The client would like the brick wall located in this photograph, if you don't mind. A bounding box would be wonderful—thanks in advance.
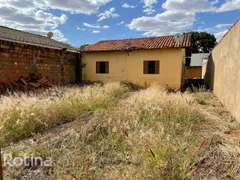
[0,40,79,84]
[184,66,202,79]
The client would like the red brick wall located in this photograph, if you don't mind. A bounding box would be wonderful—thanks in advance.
[0,40,79,84]
[184,66,202,79]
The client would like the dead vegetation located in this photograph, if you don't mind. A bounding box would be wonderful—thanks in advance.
[0,83,239,179]
[0,73,59,95]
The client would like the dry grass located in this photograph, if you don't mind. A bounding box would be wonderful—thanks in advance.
[0,82,129,145]
[1,83,240,179]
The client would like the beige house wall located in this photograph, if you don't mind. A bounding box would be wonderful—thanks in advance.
[202,62,207,79]
[82,48,186,89]
[205,19,240,122]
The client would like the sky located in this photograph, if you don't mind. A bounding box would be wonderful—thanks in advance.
[0,0,239,47]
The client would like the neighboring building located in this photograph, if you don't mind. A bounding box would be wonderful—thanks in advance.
[191,53,209,66]
[81,35,191,89]
[0,26,80,84]
[185,53,209,79]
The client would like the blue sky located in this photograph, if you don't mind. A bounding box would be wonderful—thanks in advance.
[0,0,239,47]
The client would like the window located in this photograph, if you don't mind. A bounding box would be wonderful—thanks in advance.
[96,61,109,74]
[143,61,160,74]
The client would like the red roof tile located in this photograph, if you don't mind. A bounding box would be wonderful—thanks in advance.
[82,34,191,52]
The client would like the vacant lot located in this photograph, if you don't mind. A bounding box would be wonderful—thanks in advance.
[1,82,239,179]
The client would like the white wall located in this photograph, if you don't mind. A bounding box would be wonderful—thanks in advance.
[191,53,209,66]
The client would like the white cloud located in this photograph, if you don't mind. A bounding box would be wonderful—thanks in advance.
[162,0,216,12]
[97,7,119,22]
[117,21,125,25]
[122,3,136,8]
[142,0,158,15]
[215,24,232,29]
[143,7,156,15]
[142,0,158,7]
[76,26,86,31]
[0,1,68,41]
[48,29,68,42]
[83,23,110,29]
[128,0,239,38]
[92,30,100,34]
[162,0,240,13]
[128,11,195,36]
[0,0,113,42]
[35,10,68,29]
[83,23,101,29]
[103,25,110,29]
[0,0,112,15]
[197,23,233,33]
[214,30,228,41]
[196,23,233,42]
[216,0,240,12]
[43,0,112,15]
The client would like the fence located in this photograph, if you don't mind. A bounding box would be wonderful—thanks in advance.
[184,66,202,79]
[0,40,80,85]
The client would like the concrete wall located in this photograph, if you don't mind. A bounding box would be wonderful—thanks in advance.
[0,40,79,84]
[82,48,185,89]
[184,66,202,79]
[205,19,240,122]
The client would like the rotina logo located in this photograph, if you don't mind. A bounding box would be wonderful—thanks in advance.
[3,153,52,167]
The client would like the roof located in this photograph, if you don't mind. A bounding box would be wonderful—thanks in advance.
[82,34,191,52]
[191,53,210,66]
[0,26,77,51]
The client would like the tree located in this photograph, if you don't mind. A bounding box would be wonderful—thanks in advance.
[184,32,217,53]
[80,44,89,50]
[61,42,75,49]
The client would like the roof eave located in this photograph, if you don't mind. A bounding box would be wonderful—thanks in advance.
[81,46,191,53]
[0,38,78,52]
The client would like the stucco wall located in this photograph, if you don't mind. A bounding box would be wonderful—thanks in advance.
[82,48,185,89]
[205,19,240,122]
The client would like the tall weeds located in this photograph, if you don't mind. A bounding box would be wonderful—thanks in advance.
[2,84,220,179]
[97,85,206,179]
[0,82,129,145]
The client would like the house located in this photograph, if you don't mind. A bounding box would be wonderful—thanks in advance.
[0,26,80,84]
[81,35,191,89]
[185,53,210,79]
